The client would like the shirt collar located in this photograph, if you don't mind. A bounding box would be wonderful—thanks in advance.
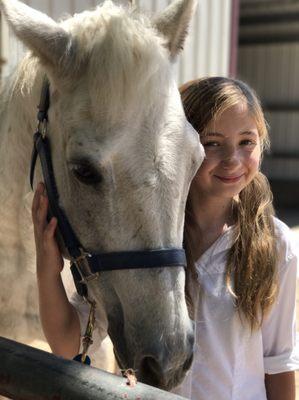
[195,226,236,272]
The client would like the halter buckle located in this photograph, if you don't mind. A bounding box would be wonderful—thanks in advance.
[72,248,99,283]
[37,119,48,139]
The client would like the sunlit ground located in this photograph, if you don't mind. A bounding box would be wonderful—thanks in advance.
[295,227,299,400]
[274,209,299,397]
[295,225,299,400]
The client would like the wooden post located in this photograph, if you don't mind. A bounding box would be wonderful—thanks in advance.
[0,337,188,400]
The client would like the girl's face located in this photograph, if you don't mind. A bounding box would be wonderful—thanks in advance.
[192,102,261,201]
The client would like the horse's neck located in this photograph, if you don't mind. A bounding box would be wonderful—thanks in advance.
[0,57,42,261]
[0,69,41,339]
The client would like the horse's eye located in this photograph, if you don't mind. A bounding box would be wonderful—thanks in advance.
[71,163,102,185]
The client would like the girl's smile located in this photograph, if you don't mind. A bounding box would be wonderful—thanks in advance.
[214,174,245,183]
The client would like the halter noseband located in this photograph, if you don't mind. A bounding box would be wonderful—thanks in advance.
[30,79,187,297]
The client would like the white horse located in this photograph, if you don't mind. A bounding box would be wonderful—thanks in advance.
[0,0,204,390]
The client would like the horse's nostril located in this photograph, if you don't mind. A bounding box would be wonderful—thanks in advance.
[183,332,195,372]
[188,332,195,349]
[183,352,194,372]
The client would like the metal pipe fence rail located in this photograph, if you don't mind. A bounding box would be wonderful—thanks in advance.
[0,337,188,400]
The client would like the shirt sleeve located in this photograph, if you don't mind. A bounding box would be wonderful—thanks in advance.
[262,252,299,374]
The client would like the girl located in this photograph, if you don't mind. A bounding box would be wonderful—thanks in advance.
[32,77,299,399]
[177,77,299,399]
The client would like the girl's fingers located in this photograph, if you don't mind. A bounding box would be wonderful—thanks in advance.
[32,182,45,219]
[32,183,49,235]
[32,185,62,266]
[44,217,58,240]
[42,218,63,268]
[37,195,49,226]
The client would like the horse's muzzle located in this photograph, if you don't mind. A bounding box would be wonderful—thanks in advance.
[136,331,195,390]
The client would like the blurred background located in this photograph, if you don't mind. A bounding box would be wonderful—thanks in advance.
[1,0,299,212]
[1,0,299,395]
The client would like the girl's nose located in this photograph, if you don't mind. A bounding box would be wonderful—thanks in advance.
[221,146,239,167]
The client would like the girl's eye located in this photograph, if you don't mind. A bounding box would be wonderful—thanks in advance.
[240,139,256,146]
[203,141,220,147]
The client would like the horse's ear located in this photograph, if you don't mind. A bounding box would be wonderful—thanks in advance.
[0,0,74,73]
[153,0,197,60]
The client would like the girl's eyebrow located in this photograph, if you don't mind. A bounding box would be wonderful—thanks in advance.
[204,132,224,137]
[204,130,258,137]
[240,130,258,136]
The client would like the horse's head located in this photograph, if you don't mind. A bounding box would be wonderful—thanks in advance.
[1,0,204,389]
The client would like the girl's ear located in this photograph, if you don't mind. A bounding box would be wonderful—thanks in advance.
[0,0,75,74]
[153,0,197,61]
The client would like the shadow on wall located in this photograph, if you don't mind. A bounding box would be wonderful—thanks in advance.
[269,179,299,210]
[276,209,299,233]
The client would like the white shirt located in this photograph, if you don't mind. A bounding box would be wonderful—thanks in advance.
[173,217,299,399]
[71,217,299,399]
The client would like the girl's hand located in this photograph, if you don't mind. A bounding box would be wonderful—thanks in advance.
[32,182,64,278]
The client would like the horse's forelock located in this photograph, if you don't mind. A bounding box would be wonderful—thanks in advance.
[64,1,171,121]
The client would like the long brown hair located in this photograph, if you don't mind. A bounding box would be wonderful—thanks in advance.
[180,77,277,329]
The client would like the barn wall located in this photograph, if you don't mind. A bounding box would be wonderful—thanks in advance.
[1,0,232,84]
[238,0,299,206]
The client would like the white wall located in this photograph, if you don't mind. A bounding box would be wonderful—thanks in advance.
[1,0,232,83]
[138,0,232,82]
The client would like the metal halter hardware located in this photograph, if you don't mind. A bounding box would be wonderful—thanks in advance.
[30,79,187,298]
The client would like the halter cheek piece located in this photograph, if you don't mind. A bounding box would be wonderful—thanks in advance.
[30,79,187,298]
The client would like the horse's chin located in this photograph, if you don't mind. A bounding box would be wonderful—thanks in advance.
[140,371,186,392]
[112,346,131,375]
[108,322,132,369]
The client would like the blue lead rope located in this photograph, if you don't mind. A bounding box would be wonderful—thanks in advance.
[73,354,91,365]
[72,298,96,366]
